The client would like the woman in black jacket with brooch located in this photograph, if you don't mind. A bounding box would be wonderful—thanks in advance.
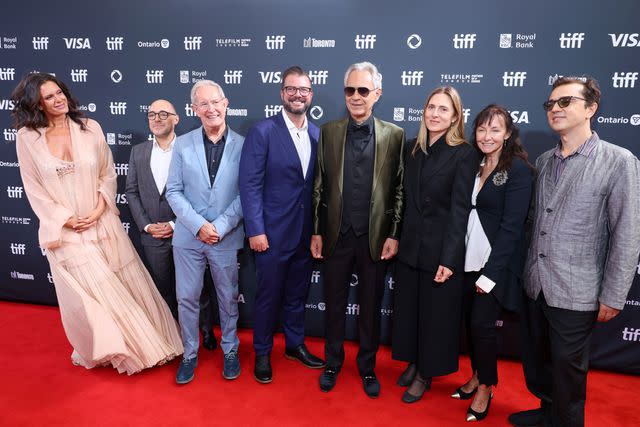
[392,86,479,403]
[451,105,534,422]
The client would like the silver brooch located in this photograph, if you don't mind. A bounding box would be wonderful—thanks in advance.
[492,170,508,186]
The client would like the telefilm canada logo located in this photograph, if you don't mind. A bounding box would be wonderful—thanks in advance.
[216,37,251,48]
[440,73,483,84]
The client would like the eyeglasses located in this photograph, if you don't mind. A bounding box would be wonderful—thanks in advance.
[195,98,226,110]
[344,86,375,98]
[283,86,312,96]
[542,96,587,111]
[147,111,176,120]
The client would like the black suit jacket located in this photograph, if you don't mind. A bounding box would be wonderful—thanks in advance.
[125,140,176,247]
[398,137,479,272]
[474,156,533,310]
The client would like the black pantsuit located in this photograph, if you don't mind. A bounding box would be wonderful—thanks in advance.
[142,242,178,319]
[324,230,386,375]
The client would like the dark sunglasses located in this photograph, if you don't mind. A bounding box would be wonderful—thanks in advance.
[344,86,374,97]
[542,96,587,111]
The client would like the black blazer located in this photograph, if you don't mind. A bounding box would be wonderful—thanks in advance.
[474,156,533,310]
[398,137,479,272]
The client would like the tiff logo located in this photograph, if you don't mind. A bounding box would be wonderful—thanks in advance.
[32,36,49,50]
[63,37,91,49]
[184,104,195,117]
[308,70,328,85]
[224,70,243,84]
[10,243,26,255]
[612,72,638,88]
[346,303,360,315]
[146,70,164,84]
[47,272,54,283]
[114,163,129,176]
[184,36,202,50]
[70,69,87,82]
[355,34,376,49]
[401,70,424,86]
[106,37,124,50]
[0,68,16,81]
[559,33,585,48]
[622,327,640,342]
[7,186,23,198]
[264,105,283,117]
[463,108,471,123]
[259,71,281,84]
[109,101,127,115]
[311,270,321,284]
[121,222,130,234]
[609,33,640,48]
[265,35,286,50]
[453,33,476,49]
[502,71,527,87]
[3,128,17,141]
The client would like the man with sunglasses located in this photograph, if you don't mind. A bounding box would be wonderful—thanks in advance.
[509,77,640,427]
[166,81,245,384]
[240,66,325,384]
[311,62,405,398]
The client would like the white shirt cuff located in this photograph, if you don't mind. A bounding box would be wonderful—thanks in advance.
[476,274,496,293]
[144,224,152,233]
[169,221,175,230]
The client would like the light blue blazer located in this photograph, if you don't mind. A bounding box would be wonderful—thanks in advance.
[166,125,245,251]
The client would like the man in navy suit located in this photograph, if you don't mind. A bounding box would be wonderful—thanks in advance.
[166,80,244,384]
[240,66,325,384]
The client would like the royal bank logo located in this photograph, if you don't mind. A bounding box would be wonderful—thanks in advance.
[106,132,132,145]
[440,73,483,84]
[0,99,15,110]
[63,37,91,49]
[502,71,527,87]
[609,33,640,48]
[393,107,405,122]
[106,36,124,50]
[259,71,281,84]
[180,70,208,84]
[264,105,283,117]
[355,34,376,49]
[597,114,640,126]
[499,33,536,48]
[308,70,328,85]
[10,243,26,255]
[303,37,335,48]
[32,36,49,50]
[137,39,170,48]
[407,34,422,49]
[109,101,127,115]
[7,185,23,198]
[70,69,87,83]
[106,133,116,145]
[401,71,424,86]
[215,38,251,48]
[453,33,476,49]
[0,68,15,81]
[309,106,323,120]
[559,32,585,48]
[111,69,123,83]
[184,36,202,50]
[2,216,31,225]
[265,35,286,50]
[115,193,128,205]
[612,72,638,88]
[1,36,18,49]
[145,70,164,84]
[10,271,34,280]
[185,104,195,117]
[224,70,243,84]
[114,163,129,176]
[180,70,190,84]
[622,327,640,342]
[3,128,16,142]
[346,303,360,315]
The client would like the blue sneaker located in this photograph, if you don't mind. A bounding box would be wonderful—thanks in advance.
[176,357,197,384]
[223,350,240,380]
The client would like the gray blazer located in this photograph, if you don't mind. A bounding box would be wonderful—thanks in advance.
[125,140,176,247]
[524,134,640,311]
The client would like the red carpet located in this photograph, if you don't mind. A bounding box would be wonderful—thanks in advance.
[1,301,637,426]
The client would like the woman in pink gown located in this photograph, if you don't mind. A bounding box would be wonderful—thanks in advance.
[11,72,183,374]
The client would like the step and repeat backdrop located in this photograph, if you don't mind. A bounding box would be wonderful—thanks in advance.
[1,0,638,373]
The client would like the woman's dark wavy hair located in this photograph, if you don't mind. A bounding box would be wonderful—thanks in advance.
[10,72,85,133]
[471,104,534,174]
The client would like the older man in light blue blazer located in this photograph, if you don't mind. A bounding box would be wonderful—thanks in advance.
[166,80,244,384]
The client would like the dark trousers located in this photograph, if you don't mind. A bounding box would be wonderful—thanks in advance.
[253,238,312,355]
[462,271,502,386]
[323,230,386,376]
[142,243,178,320]
[520,292,598,427]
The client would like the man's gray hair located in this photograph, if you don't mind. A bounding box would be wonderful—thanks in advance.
[343,62,383,90]
[190,80,226,104]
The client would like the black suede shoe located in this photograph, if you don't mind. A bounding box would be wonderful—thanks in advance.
[362,372,380,399]
[508,407,544,426]
[201,329,217,351]
[397,363,417,387]
[285,344,326,369]
[402,375,431,403]
[319,366,339,392]
[254,354,272,384]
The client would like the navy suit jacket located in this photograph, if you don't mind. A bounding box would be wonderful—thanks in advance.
[239,112,319,252]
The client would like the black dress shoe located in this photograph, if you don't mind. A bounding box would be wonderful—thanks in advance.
[201,329,217,351]
[319,366,339,392]
[254,355,272,384]
[451,385,478,400]
[362,372,380,399]
[397,362,417,387]
[508,407,544,426]
[402,375,431,403]
[284,344,326,369]
[466,393,493,422]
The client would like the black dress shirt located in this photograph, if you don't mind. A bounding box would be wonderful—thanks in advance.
[202,127,227,185]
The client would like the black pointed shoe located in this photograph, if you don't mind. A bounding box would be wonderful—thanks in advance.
[284,344,325,368]
[254,354,272,384]
[451,384,478,400]
[466,393,493,422]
